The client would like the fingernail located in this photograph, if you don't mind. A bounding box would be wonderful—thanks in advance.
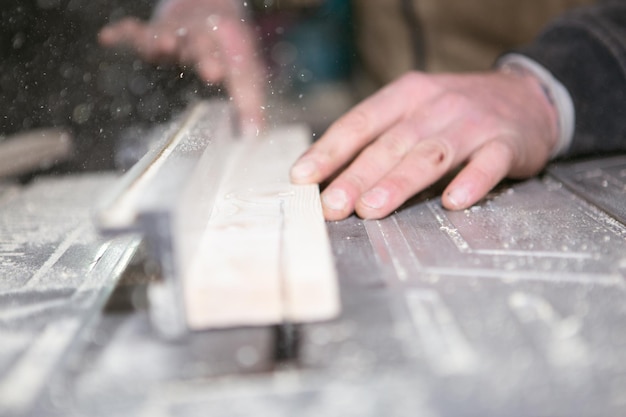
[447,188,468,209]
[361,188,389,209]
[322,188,348,211]
[291,159,317,181]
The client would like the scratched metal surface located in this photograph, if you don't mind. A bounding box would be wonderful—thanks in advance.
[26,173,626,417]
[0,174,140,417]
[306,176,626,416]
[549,155,626,224]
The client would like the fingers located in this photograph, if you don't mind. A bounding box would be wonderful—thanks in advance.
[442,138,515,210]
[99,18,178,62]
[321,138,453,220]
[322,120,465,221]
[291,73,437,185]
[353,139,455,219]
[316,118,453,220]
[100,14,267,132]
[181,34,225,81]
[98,18,143,47]
[322,132,516,220]
[215,20,266,131]
[290,70,556,221]
[98,18,146,48]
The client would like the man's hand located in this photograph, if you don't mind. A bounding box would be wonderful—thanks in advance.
[99,0,265,132]
[290,70,559,220]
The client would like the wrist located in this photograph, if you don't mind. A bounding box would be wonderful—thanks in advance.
[496,54,575,159]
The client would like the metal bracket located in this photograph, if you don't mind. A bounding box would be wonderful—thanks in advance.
[97,101,236,338]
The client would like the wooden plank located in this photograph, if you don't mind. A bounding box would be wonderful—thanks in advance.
[184,125,340,329]
[282,184,339,322]
[0,128,72,177]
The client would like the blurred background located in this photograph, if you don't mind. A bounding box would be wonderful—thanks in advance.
[0,0,357,174]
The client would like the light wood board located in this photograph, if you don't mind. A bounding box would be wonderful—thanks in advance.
[184,125,340,329]
[0,128,72,177]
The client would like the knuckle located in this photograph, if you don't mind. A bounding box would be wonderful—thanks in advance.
[342,171,369,192]
[491,138,516,161]
[414,139,451,169]
[380,131,410,159]
[337,109,371,138]
[469,164,495,186]
[492,137,531,176]
[385,176,411,197]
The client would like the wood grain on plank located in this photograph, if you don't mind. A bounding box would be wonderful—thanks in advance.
[184,125,339,329]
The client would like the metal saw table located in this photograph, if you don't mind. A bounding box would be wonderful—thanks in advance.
[1,147,626,416]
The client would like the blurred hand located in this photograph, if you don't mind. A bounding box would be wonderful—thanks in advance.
[290,70,559,220]
[99,0,265,132]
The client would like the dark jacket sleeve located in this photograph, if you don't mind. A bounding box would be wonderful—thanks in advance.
[519,0,626,158]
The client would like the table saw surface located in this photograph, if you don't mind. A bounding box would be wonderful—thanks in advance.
[1,154,626,417]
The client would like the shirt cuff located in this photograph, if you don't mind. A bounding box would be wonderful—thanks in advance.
[496,53,575,159]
